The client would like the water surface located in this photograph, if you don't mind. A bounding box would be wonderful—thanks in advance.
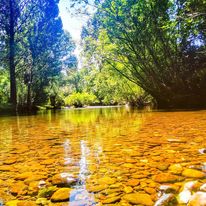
[0,107,206,205]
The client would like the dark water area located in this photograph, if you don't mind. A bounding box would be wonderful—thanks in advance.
[0,107,206,205]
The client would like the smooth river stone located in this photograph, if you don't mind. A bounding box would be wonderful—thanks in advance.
[101,196,121,204]
[17,201,36,206]
[38,186,57,198]
[15,172,34,180]
[169,164,183,175]
[123,193,154,205]
[144,187,156,194]
[156,163,170,171]
[4,158,17,165]
[121,163,136,169]
[126,179,140,186]
[182,169,205,178]
[51,188,71,202]
[87,184,108,193]
[10,182,27,195]
[52,173,77,186]
[6,200,19,206]
[97,176,116,185]
[36,198,48,205]
[188,192,206,206]
[178,190,192,204]
[152,173,184,183]
[0,165,14,171]
[41,159,56,165]
[154,193,177,206]
[159,185,178,194]
[24,174,47,183]
[124,186,133,193]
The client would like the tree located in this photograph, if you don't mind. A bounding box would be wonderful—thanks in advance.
[0,0,40,108]
[25,0,76,108]
[78,0,206,108]
[0,0,76,110]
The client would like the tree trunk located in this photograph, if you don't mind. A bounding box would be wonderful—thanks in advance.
[9,0,17,109]
[27,82,32,111]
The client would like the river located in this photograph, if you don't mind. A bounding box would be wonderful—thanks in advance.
[0,107,206,205]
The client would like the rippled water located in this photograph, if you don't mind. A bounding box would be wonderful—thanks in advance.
[0,107,206,206]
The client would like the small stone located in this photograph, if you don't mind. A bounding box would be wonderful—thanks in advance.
[188,192,206,206]
[10,182,27,195]
[159,185,178,194]
[41,159,56,165]
[127,179,140,186]
[124,186,133,194]
[123,193,154,206]
[87,185,108,193]
[178,190,192,204]
[110,183,122,188]
[183,181,199,190]
[154,193,177,206]
[122,163,136,168]
[152,173,184,183]
[6,200,19,206]
[4,158,17,165]
[182,169,205,178]
[15,172,33,180]
[97,177,116,185]
[24,174,47,183]
[144,187,156,194]
[198,148,206,154]
[38,186,57,198]
[157,164,169,171]
[28,181,39,195]
[102,196,121,204]
[36,198,48,205]
[52,173,77,186]
[0,165,13,171]
[17,201,36,206]
[169,164,183,175]
[132,174,149,179]
[51,188,71,202]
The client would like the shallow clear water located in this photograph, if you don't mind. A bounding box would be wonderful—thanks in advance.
[0,107,206,205]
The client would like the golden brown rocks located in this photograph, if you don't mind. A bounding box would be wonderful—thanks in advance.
[126,179,140,186]
[51,173,77,186]
[169,164,183,175]
[152,173,184,183]
[87,185,108,193]
[101,196,121,204]
[51,188,71,202]
[188,192,206,206]
[182,169,205,178]
[123,193,154,205]
[10,182,27,196]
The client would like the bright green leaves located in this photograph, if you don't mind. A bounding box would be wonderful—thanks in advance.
[79,0,206,108]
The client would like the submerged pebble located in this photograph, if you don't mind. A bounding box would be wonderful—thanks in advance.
[1,109,206,205]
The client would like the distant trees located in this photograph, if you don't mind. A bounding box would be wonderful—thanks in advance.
[78,0,206,108]
[0,0,76,110]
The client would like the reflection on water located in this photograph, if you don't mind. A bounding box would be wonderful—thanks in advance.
[0,107,206,205]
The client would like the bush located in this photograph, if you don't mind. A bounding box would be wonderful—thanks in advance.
[65,92,99,107]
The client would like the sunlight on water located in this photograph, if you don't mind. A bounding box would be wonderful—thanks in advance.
[79,140,89,186]
[0,107,206,205]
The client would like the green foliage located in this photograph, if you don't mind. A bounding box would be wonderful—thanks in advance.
[65,92,99,107]
[79,0,206,109]
[0,69,9,103]
[0,0,76,110]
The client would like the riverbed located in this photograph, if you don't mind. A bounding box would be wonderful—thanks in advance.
[0,107,206,205]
